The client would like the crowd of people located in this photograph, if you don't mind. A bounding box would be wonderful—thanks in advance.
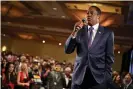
[1,51,133,89]
[112,71,133,89]
[1,51,72,89]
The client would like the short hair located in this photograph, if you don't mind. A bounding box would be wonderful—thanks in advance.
[124,73,132,78]
[90,6,101,15]
[45,64,52,70]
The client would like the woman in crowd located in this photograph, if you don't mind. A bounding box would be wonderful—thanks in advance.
[17,63,30,89]
[113,74,122,89]
[2,63,17,89]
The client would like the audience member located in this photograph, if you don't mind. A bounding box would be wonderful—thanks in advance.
[2,51,133,89]
[2,63,17,89]
[64,67,72,89]
[122,73,133,89]
[47,63,66,89]
[113,74,122,89]
[17,63,30,89]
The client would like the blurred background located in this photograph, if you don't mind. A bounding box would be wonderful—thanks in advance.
[1,1,133,71]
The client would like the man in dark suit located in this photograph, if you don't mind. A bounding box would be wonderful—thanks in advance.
[122,73,133,89]
[47,63,66,89]
[65,6,115,89]
[121,46,133,74]
[64,67,72,89]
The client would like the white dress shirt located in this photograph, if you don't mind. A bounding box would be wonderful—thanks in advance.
[88,23,99,45]
[65,75,69,86]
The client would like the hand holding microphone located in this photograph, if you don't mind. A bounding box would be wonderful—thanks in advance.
[71,18,87,38]
[71,21,83,38]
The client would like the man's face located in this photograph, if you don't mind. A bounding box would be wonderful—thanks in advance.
[87,7,100,26]
[124,74,132,84]
[65,70,70,76]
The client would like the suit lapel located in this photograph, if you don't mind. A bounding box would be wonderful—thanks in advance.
[89,25,104,51]
[56,72,61,82]
[82,25,89,50]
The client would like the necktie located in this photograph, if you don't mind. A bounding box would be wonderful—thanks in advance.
[88,26,94,48]
[129,50,133,74]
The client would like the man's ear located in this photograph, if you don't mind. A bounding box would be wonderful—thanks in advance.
[97,15,100,19]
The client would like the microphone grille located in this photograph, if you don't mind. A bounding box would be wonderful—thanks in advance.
[82,18,87,23]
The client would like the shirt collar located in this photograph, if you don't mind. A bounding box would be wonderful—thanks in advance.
[88,23,99,31]
[124,79,132,87]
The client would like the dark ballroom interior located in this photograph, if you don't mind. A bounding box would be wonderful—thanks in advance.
[1,1,133,89]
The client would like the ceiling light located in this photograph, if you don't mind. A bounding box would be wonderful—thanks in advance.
[87,3,102,7]
[42,40,45,43]
[118,51,120,54]
[18,34,33,40]
[92,3,97,6]
[59,43,62,45]
[7,22,11,24]
[3,34,5,36]
[91,3,102,6]
[53,8,57,10]
[2,46,7,51]
[61,16,66,18]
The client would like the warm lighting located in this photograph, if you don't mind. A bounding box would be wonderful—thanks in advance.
[53,8,57,10]
[61,16,66,18]
[91,3,103,6]
[42,40,45,43]
[9,7,23,17]
[118,51,120,54]
[92,3,97,6]
[18,34,33,40]
[114,44,120,50]
[2,46,7,51]
[101,19,114,27]
[3,34,6,36]
[1,6,8,13]
[59,43,62,45]
[7,22,11,24]
[65,3,121,14]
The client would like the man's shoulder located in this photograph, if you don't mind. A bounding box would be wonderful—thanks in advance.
[104,27,113,32]
[50,71,55,74]
[129,83,133,88]
[101,26,114,34]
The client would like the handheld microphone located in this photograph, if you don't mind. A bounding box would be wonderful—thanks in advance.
[82,18,88,25]
[73,18,87,34]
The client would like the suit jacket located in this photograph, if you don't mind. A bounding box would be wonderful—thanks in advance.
[47,71,66,89]
[121,84,133,89]
[121,48,133,73]
[65,25,114,85]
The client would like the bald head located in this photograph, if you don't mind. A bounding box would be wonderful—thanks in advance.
[65,67,71,72]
